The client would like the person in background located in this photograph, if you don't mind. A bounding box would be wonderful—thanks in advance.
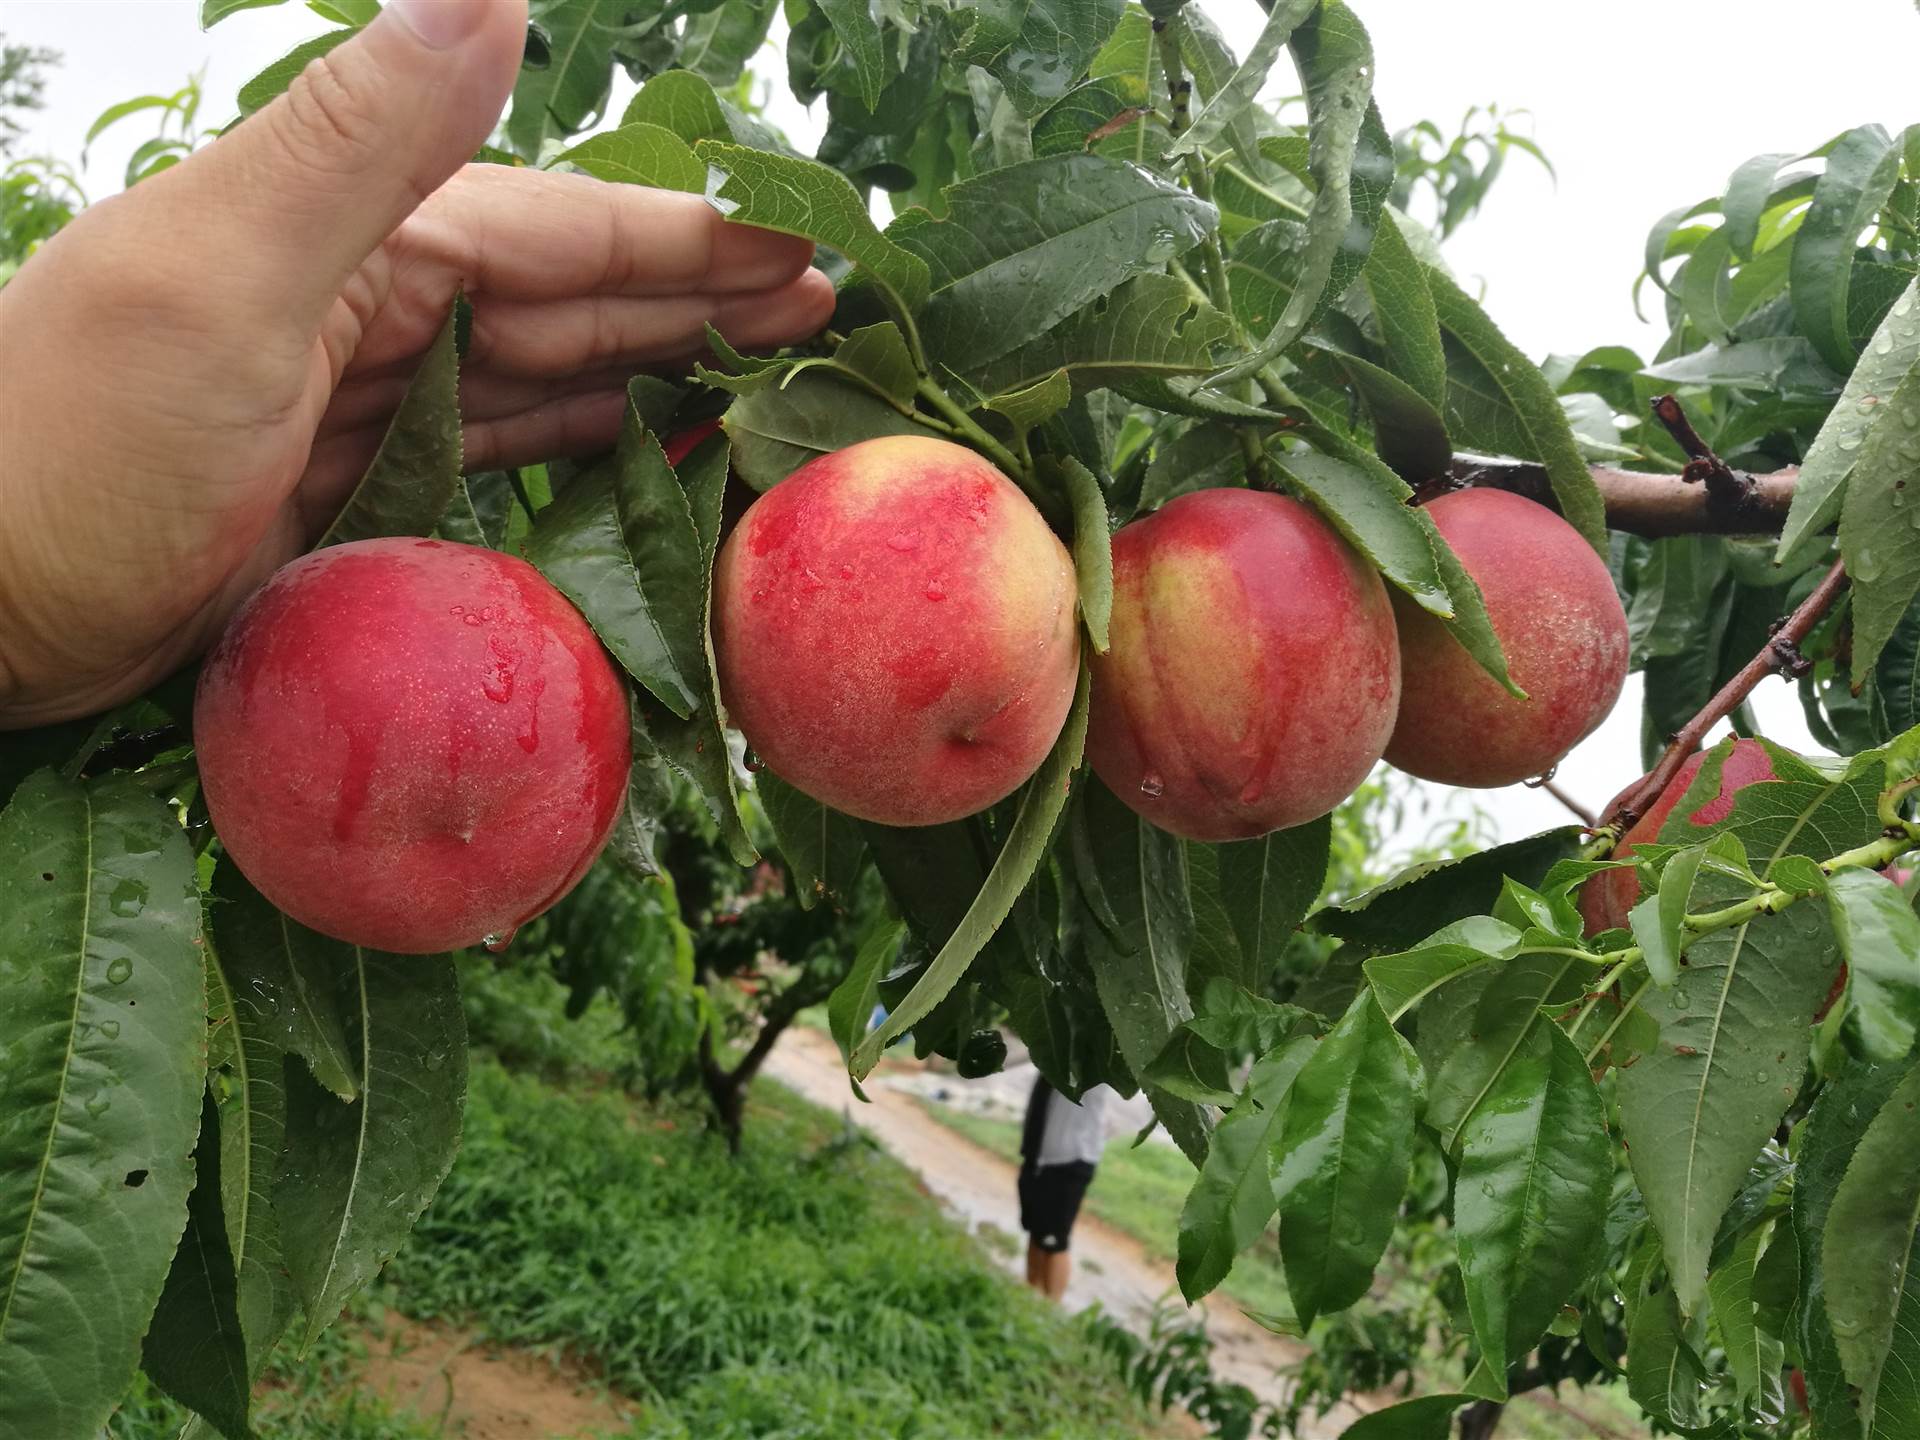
[1017,1075,1112,1301]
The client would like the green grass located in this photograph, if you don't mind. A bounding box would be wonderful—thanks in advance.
[386,1060,1169,1439]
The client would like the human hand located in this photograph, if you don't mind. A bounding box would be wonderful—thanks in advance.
[0,0,835,729]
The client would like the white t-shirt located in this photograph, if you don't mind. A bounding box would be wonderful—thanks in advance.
[1034,1084,1113,1168]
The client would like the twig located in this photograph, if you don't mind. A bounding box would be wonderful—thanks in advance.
[1537,779,1597,827]
[1448,458,1797,537]
[1599,559,1851,831]
[1650,393,1761,521]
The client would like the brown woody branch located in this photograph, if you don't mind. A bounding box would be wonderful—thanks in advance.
[1648,393,1758,518]
[1449,457,1799,538]
[1599,559,1851,831]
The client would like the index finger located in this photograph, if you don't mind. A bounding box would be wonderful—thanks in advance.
[394,165,822,300]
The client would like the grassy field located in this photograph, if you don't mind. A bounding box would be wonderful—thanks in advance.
[113,961,1179,1440]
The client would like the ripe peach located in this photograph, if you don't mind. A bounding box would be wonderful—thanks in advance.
[1085,489,1400,842]
[1385,489,1628,788]
[195,538,631,954]
[711,436,1079,826]
[1579,737,1776,935]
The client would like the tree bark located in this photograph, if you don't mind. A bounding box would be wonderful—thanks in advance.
[1457,1399,1505,1440]
[1450,458,1798,538]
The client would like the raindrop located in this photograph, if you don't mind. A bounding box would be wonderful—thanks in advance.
[839,565,855,579]
[1139,773,1165,799]
[744,749,765,773]
[481,665,514,703]
[100,1020,121,1041]
[886,530,921,553]
[1522,766,1559,788]
[85,1095,111,1119]
[482,929,516,955]
[106,957,133,985]
[924,579,947,602]
[108,879,147,918]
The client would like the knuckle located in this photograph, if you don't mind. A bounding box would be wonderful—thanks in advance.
[274,53,384,170]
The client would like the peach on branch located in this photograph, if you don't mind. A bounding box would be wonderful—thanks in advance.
[195,538,631,954]
[711,436,1079,826]
[1579,737,1777,935]
[1385,488,1629,788]
[1085,488,1401,842]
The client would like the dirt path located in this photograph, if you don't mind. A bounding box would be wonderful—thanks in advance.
[764,1024,1374,1439]
[354,1316,633,1440]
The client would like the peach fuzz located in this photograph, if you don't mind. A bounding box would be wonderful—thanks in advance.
[194,538,631,954]
[711,435,1079,827]
[1385,488,1628,788]
[1086,488,1400,842]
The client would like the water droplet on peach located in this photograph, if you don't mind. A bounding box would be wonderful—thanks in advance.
[1139,773,1165,798]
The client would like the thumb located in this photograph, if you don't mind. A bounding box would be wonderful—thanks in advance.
[187,0,527,323]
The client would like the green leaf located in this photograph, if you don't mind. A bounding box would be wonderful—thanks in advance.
[1361,211,1447,407]
[1223,218,1305,338]
[696,140,931,330]
[757,770,866,911]
[1624,1237,1711,1429]
[1455,1025,1610,1389]
[1842,360,1920,685]
[435,471,518,551]
[204,868,324,1372]
[1074,775,1212,1165]
[1708,1222,1786,1416]
[1030,78,1155,162]
[1796,1061,1906,1440]
[620,68,731,142]
[552,121,703,191]
[319,303,462,547]
[814,0,887,112]
[985,369,1073,435]
[1792,125,1905,372]
[1166,0,1317,160]
[851,665,1091,1078]
[83,93,180,157]
[503,0,621,158]
[1362,916,1522,1023]
[1825,1061,1920,1429]
[236,30,356,116]
[969,0,1125,118]
[203,0,288,27]
[1421,505,1523,697]
[831,323,921,409]
[1314,345,1454,483]
[524,404,708,719]
[1618,886,1840,1316]
[890,153,1217,371]
[722,369,942,491]
[1213,4,1389,383]
[1273,990,1417,1325]
[967,271,1238,398]
[1334,1394,1475,1440]
[1060,457,1112,652]
[1828,868,1920,1062]
[1426,266,1607,551]
[1317,828,1583,948]
[1273,448,1453,619]
[1216,818,1330,990]
[1176,1037,1316,1301]
[1878,596,1920,736]
[276,944,466,1347]
[1629,841,1710,989]
[141,1094,252,1440]
[0,771,206,1440]
[678,0,778,90]
[826,915,903,1090]
[1723,152,1796,260]
[1426,950,1589,1151]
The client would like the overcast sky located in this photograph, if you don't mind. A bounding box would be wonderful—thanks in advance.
[7,0,1910,850]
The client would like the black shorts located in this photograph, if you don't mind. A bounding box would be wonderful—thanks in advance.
[1018,1161,1096,1253]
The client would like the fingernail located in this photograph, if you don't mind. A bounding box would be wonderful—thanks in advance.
[386,0,491,50]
